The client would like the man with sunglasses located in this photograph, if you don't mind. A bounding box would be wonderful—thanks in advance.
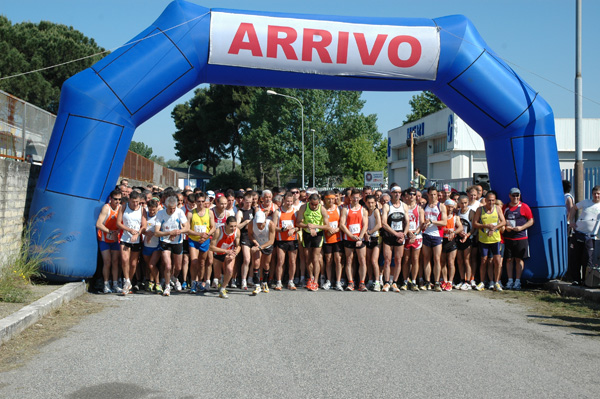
[187,192,215,293]
[96,190,123,294]
[502,188,534,290]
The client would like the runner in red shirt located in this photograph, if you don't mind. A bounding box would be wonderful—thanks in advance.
[503,188,534,290]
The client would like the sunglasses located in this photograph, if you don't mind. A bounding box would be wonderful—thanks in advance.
[511,194,520,197]
[290,191,299,194]
[408,192,417,196]
[111,197,122,202]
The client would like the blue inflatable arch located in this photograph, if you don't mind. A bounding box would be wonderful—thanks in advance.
[30,0,567,282]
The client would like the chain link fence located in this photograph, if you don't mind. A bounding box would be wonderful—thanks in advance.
[0,90,55,163]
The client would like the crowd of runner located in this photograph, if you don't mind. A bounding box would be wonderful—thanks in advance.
[96,178,594,298]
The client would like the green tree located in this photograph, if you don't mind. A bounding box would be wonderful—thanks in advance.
[172,85,257,175]
[403,91,447,124]
[0,16,105,113]
[207,170,254,191]
[242,88,382,188]
[129,140,153,158]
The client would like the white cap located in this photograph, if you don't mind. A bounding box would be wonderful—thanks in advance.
[390,186,402,192]
[207,190,215,198]
[444,199,456,207]
[255,211,266,224]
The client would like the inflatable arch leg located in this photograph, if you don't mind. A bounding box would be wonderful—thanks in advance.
[30,0,566,282]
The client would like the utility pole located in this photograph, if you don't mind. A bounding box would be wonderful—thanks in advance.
[575,0,584,202]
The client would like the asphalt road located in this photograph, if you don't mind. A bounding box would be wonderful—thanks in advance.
[0,287,599,398]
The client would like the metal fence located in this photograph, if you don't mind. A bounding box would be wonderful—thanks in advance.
[0,90,55,163]
[120,150,179,187]
[562,168,600,199]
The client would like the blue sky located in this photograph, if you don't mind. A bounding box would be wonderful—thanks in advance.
[3,0,599,159]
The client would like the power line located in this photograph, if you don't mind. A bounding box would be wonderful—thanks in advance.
[0,11,209,82]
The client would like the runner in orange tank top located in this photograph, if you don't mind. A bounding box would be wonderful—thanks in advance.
[339,188,369,292]
[323,191,343,291]
[95,189,122,294]
[275,193,300,290]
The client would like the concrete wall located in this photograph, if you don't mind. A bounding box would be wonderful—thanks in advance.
[0,158,41,265]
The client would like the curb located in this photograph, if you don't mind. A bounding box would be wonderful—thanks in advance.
[545,280,600,302]
[0,281,87,346]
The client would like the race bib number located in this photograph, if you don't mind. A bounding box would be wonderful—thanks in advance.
[409,221,417,231]
[281,220,294,229]
[508,220,516,228]
[107,231,116,241]
[329,221,338,229]
[195,225,207,233]
[349,223,361,235]
[391,221,403,231]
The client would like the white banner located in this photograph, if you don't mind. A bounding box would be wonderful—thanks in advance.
[209,12,439,80]
[365,171,385,186]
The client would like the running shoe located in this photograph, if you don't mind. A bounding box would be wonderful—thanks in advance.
[513,280,522,290]
[219,289,229,299]
[320,275,326,287]
[275,282,283,291]
[382,283,390,292]
[505,279,514,290]
[287,281,297,291]
[346,282,355,291]
[366,280,374,290]
[163,285,171,297]
[241,280,248,290]
[198,282,207,292]
[248,277,254,287]
[470,280,477,289]
[322,280,331,290]
[175,279,182,292]
[373,281,381,292]
[230,279,238,289]
[445,282,453,292]
[147,282,155,292]
[155,284,164,295]
[335,281,344,291]
[211,279,219,290]
[189,281,197,294]
[418,282,427,291]
[306,278,315,291]
[475,282,485,291]
[293,277,299,286]
[299,278,306,288]
[262,282,270,293]
[487,282,494,290]
[182,281,188,290]
[494,282,503,292]
[400,281,408,291]
[103,282,113,294]
[410,281,420,292]
[391,283,400,292]
[358,283,368,292]
[434,282,442,292]
[427,283,434,291]
[132,284,140,292]
[252,284,261,295]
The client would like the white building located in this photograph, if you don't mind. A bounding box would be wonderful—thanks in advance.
[387,107,600,190]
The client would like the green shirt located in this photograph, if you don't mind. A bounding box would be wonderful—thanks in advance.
[303,204,324,233]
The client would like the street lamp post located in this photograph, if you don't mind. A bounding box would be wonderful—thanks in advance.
[187,158,202,188]
[310,128,315,187]
[267,90,304,188]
